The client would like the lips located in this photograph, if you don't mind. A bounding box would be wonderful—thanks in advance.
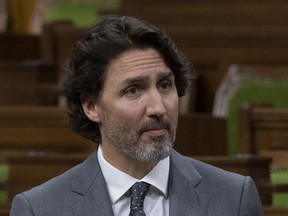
[144,128,167,136]
[140,120,170,135]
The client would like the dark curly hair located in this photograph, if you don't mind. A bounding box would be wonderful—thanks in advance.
[63,15,196,143]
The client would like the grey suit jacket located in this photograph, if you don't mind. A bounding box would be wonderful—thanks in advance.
[10,149,263,215]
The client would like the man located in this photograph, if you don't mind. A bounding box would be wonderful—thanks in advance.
[10,15,263,215]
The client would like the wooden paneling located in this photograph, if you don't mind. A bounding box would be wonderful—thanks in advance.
[121,1,288,26]
[0,203,10,216]
[0,32,59,105]
[0,62,58,105]
[175,113,227,156]
[0,106,94,154]
[238,105,288,167]
[263,206,288,216]
[40,22,87,81]
[0,34,40,60]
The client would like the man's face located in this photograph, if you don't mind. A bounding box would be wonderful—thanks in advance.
[85,48,179,163]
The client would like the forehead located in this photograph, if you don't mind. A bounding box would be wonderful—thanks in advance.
[105,48,171,83]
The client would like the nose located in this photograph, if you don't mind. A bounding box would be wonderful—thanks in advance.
[145,90,166,118]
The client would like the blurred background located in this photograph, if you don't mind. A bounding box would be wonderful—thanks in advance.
[0,0,288,215]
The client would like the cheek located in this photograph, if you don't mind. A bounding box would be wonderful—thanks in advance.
[111,103,143,124]
[166,95,179,114]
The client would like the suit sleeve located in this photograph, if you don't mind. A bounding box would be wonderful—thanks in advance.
[239,176,263,216]
[10,194,34,216]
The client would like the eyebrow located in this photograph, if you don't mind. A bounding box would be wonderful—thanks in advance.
[122,71,174,86]
[157,71,174,80]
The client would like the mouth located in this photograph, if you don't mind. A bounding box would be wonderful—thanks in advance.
[142,127,167,136]
[140,120,170,136]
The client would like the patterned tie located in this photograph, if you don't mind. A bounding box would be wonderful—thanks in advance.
[129,181,151,216]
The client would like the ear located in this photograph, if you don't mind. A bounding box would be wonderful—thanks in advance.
[82,100,101,123]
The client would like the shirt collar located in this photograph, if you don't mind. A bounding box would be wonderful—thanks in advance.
[97,145,170,204]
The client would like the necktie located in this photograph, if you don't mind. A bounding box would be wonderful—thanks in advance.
[129,181,151,216]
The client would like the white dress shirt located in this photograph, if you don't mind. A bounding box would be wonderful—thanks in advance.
[97,145,170,216]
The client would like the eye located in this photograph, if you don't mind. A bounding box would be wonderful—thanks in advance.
[159,80,173,92]
[124,86,141,97]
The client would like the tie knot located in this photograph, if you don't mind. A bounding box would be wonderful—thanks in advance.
[129,181,151,215]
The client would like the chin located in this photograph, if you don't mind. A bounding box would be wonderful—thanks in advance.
[133,142,172,163]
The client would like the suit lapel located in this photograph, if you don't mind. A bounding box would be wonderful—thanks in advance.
[69,150,114,216]
[169,150,210,216]
[66,149,210,216]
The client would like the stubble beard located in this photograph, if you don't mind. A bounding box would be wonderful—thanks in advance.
[101,116,177,163]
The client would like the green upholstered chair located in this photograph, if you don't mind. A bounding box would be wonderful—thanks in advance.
[0,164,9,203]
[227,81,288,206]
[215,64,288,206]
[227,81,288,156]
[45,2,118,28]
[271,168,288,206]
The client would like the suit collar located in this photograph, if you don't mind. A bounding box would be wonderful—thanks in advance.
[169,149,210,216]
[68,148,210,216]
[70,150,114,216]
